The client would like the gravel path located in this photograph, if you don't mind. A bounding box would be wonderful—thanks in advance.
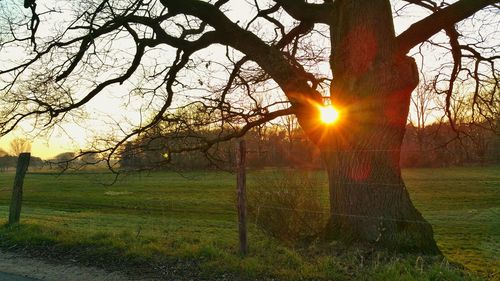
[0,250,139,281]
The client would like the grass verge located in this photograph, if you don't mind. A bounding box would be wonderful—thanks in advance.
[0,167,497,280]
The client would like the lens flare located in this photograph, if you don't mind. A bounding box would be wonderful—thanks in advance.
[319,105,340,124]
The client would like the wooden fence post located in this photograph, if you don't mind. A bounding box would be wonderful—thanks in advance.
[236,140,248,255]
[8,153,31,225]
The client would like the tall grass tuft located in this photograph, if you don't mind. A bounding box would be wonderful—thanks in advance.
[247,170,328,244]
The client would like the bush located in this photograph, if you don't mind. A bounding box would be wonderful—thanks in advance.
[247,170,328,243]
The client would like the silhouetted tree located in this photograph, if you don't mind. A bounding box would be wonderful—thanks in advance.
[9,138,32,156]
[1,0,498,252]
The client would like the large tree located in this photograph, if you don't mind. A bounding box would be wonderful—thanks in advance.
[0,0,498,253]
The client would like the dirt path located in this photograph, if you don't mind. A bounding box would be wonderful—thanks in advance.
[0,250,144,281]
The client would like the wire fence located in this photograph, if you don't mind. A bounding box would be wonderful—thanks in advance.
[0,199,494,224]
[0,167,498,278]
[0,189,496,225]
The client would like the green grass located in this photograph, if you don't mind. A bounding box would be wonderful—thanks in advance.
[0,167,497,280]
[403,167,500,278]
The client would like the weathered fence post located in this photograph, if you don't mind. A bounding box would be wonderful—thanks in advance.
[236,140,248,255]
[8,153,31,225]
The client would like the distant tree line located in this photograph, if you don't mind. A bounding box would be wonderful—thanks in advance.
[117,113,323,171]
[0,152,102,171]
[118,118,499,171]
[402,121,499,167]
[0,139,41,171]
[1,119,497,172]
[0,151,44,171]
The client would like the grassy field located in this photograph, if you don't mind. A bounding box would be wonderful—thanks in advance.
[0,166,498,280]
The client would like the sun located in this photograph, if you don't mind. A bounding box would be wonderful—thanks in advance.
[319,105,340,124]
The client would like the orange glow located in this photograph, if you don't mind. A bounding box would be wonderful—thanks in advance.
[319,105,340,124]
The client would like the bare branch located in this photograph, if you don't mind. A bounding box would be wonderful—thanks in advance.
[273,0,334,24]
[397,0,498,54]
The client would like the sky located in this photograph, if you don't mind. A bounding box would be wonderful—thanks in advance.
[0,0,495,159]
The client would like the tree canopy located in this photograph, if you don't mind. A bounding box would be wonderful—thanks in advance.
[0,0,497,165]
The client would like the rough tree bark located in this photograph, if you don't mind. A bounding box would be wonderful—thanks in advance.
[296,0,441,253]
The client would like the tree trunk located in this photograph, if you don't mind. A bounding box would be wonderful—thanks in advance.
[321,118,440,253]
[320,53,440,252]
[296,0,440,253]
